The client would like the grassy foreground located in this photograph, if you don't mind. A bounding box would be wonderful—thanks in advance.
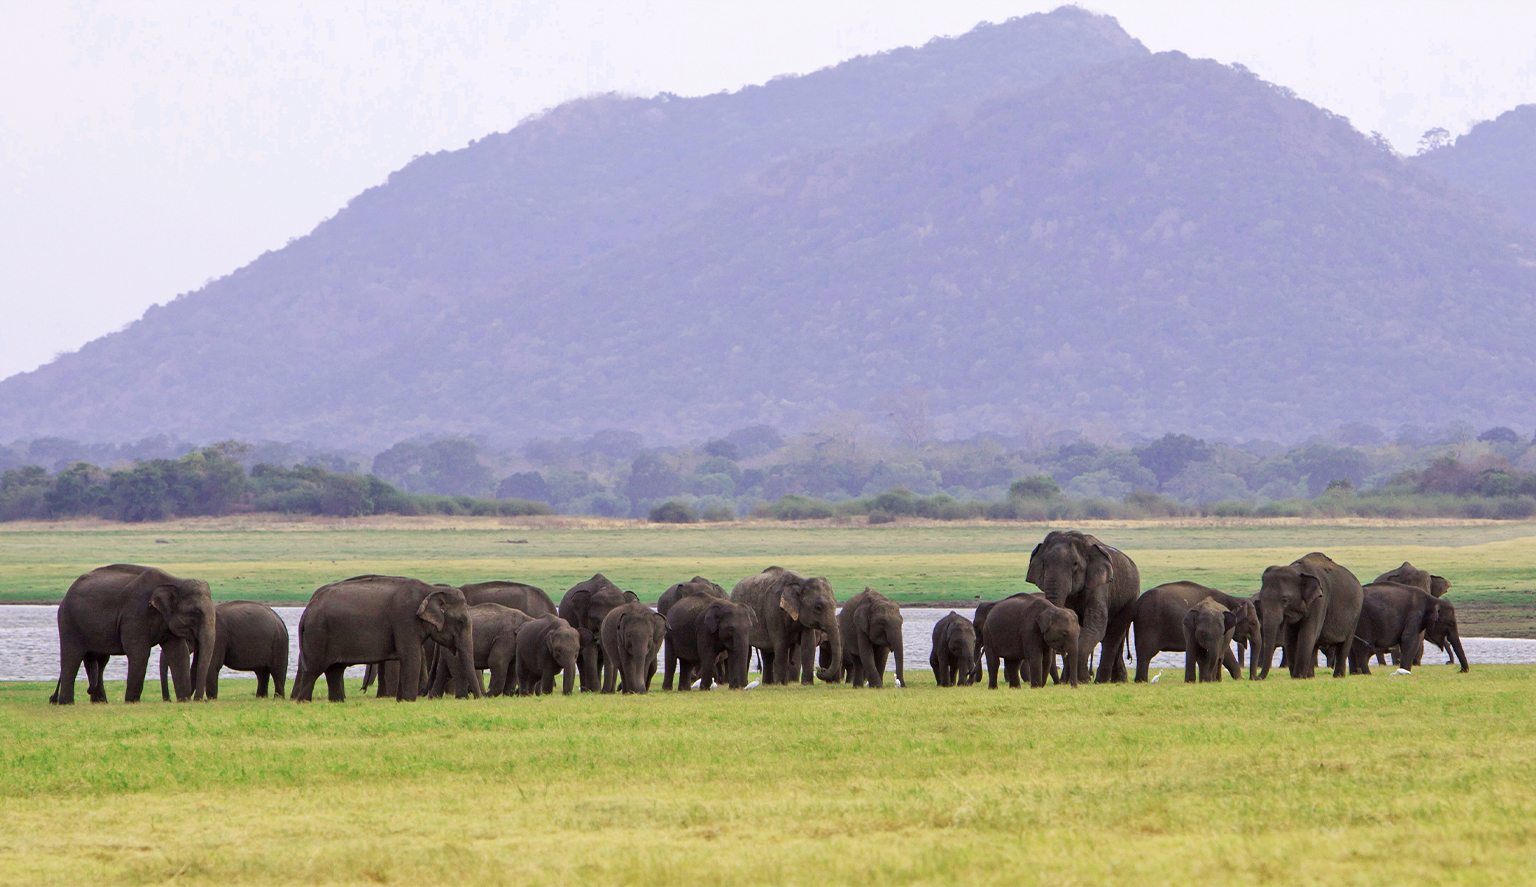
[2,515,1534,635]
[1,667,1532,885]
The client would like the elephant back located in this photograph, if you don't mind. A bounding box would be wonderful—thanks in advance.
[462,581,556,618]
[658,576,727,616]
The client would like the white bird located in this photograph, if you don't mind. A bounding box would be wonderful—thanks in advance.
[896,678,904,688]
[1150,671,1162,684]
[744,680,760,690]
[1391,668,1413,676]
[690,680,702,689]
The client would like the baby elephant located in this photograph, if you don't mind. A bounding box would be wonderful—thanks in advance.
[1183,599,1242,683]
[600,601,667,694]
[984,593,1081,689]
[429,602,533,698]
[665,594,757,690]
[160,600,290,700]
[930,611,976,687]
[515,616,581,696]
[839,588,905,688]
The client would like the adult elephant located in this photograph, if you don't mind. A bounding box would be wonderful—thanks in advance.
[930,612,977,687]
[1253,553,1364,679]
[664,595,756,690]
[1349,582,1469,674]
[515,616,581,696]
[600,601,667,694]
[731,566,842,685]
[52,564,216,705]
[1373,562,1452,598]
[657,576,727,617]
[461,580,557,617]
[291,575,477,702]
[1026,531,1140,683]
[559,574,639,691]
[429,602,534,697]
[983,593,1081,688]
[160,601,289,700]
[838,588,905,688]
[1107,582,1260,682]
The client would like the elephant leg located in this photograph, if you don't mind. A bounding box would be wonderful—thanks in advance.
[987,649,1001,689]
[206,664,221,700]
[123,649,151,703]
[798,635,816,686]
[86,653,109,703]
[273,667,287,699]
[324,664,347,702]
[759,648,776,685]
[1004,658,1022,689]
[773,638,793,686]
[1331,640,1350,678]
[255,669,270,698]
[1134,631,1153,682]
[663,639,678,690]
[1222,645,1241,680]
[1081,601,1111,684]
[52,646,87,705]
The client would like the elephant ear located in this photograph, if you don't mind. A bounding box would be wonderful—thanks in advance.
[703,602,724,636]
[1025,542,1046,587]
[1296,573,1323,615]
[779,585,802,622]
[149,584,178,621]
[416,591,448,632]
[1086,543,1116,591]
[1223,607,1242,632]
[1181,607,1199,633]
[623,590,640,604]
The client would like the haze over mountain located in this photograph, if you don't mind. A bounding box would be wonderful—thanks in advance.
[3,7,1534,450]
[1415,104,1536,233]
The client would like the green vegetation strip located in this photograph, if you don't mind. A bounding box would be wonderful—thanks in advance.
[0,668,1532,884]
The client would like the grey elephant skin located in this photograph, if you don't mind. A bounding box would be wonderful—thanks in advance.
[1371,562,1454,666]
[657,576,727,617]
[838,588,905,688]
[930,611,976,687]
[600,601,667,694]
[429,602,534,697]
[559,574,639,691]
[1254,553,1364,679]
[1348,583,1468,674]
[1183,598,1241,683]
[461,580,558,617]
[160,600,289,700]
[1026,531,1140,683]
[664,593,756,690]
[515,615,581,695]
[984,593,1081,688]
[292,575,479,702]
[1109,581,1259,682]
[52,564,216,705]
[732,566,842,685]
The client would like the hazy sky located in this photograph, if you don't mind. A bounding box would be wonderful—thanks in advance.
[3,1,1534,381]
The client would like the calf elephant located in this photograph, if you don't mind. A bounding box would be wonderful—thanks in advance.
[1348,583,1469,674]
[160,600,289,700]
[656,576,727,617]
[930,611,976,687]
[731,567,842,685]
[600,602,667,694]
[1183,599,1241,683]
[1027,531,1140,683]
[984,593,1081,689]
[515,616,581,696]
[1108,582,1260,682]
[664,595,756,690]
[461,580,557,617]
[1253,553,1364,679]
[52,564,216,705]
[559,574,639,691]
[429,603,534,697]
[838,588,905,688]
[292,575,478,702]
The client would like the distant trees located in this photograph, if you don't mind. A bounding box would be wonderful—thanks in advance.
[372,438,496,497]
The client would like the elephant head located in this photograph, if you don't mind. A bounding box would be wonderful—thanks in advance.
[944,615,977,685]
[1027,531,1116,610]
[416,586,480,698]
[147,574,216,702]
[703,600,756,688]
[1229,599,1261,679]
[1038,606,1081,687]
[612,605,665,693]
[1423,598,1469,672]
[1254,565,1322,679]
[781,575,841,682]
[547,622,581,695]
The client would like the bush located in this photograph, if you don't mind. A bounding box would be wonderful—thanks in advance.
[649,500,699,523]
[867,510,897,524]
[759,495,835,520]
[1008,475,1060,500]
[700,503,735,522]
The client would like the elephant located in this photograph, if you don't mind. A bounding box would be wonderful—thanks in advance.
[1253,553,1364,679]
[428,603,534,697]
[663,594,757,690]
[460,580,558,617]
[51,564,216,705]
[559,574,640,691]
[984,593,1081,689]
[837,588,905,688]
[1026,531,1140,683]
[291,575,478,702]
[1348,583,1469,674]
[515,615,581,696]
[930,611,976,687]
[657,576,727,617]
[731,566,842,685]
[1370,563,1454,665]
[600,601,667,694]
[160,601,289,700]
[1183,598,1242,683]
[1107,582,1260,682]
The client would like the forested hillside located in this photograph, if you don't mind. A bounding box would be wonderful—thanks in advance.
[1416,105,1536,232]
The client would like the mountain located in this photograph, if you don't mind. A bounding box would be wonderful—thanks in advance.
[1415,105,1536,233]
[0,8,1144,448]
[4,11,1536,449]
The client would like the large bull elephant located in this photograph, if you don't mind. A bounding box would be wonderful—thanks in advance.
[1349,582,1469,674]
[1026,531,1140,683]
[51,564,216,705]
[731,566,842,685]
[838,588,905,688]
[291,575,478,702]
[559,574,639,691]
[1106,581,1260,682]
[161,600,289,700]
[1253,553,1364,679]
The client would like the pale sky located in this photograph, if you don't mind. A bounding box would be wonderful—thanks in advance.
[2,1,1534,381]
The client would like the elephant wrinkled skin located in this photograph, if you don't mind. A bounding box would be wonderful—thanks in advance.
[160,600,288,700]
[732,567,842,685]
[1254,553,1364,679]
[838,588,905,688]
[984,593,1081,689]
[930,611,977,687]
[516,615,581,696]
[1108,581,1259,682]
[1026,531,1140,683]
[559,574,639,691]
[600,601,667,694]
[1183,598,1241,683]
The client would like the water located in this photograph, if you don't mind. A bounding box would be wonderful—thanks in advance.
[6,604,1532,684]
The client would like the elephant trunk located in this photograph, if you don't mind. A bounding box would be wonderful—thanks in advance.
[192,619,215,701]
[456,642,482,699]
[1065,635,1080,688]
[561,654,576,695]
[1447,626,1469,673]
[1257,609,1282,680]
[815,614,843,683]
[893,643,905,687]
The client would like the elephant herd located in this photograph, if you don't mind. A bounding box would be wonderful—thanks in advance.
[46,530,1470,705]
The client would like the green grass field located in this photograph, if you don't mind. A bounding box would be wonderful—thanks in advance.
[2,516,1533,635]
[1,667,1532,885]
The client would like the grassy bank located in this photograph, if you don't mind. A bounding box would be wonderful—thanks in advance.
[0,666,1531,885]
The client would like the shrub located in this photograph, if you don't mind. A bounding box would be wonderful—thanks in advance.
[649,500,699,523]
[867,510,897,524]
[1008,475,1060,500]
[700,503,735,522]
[761,495,835,520]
